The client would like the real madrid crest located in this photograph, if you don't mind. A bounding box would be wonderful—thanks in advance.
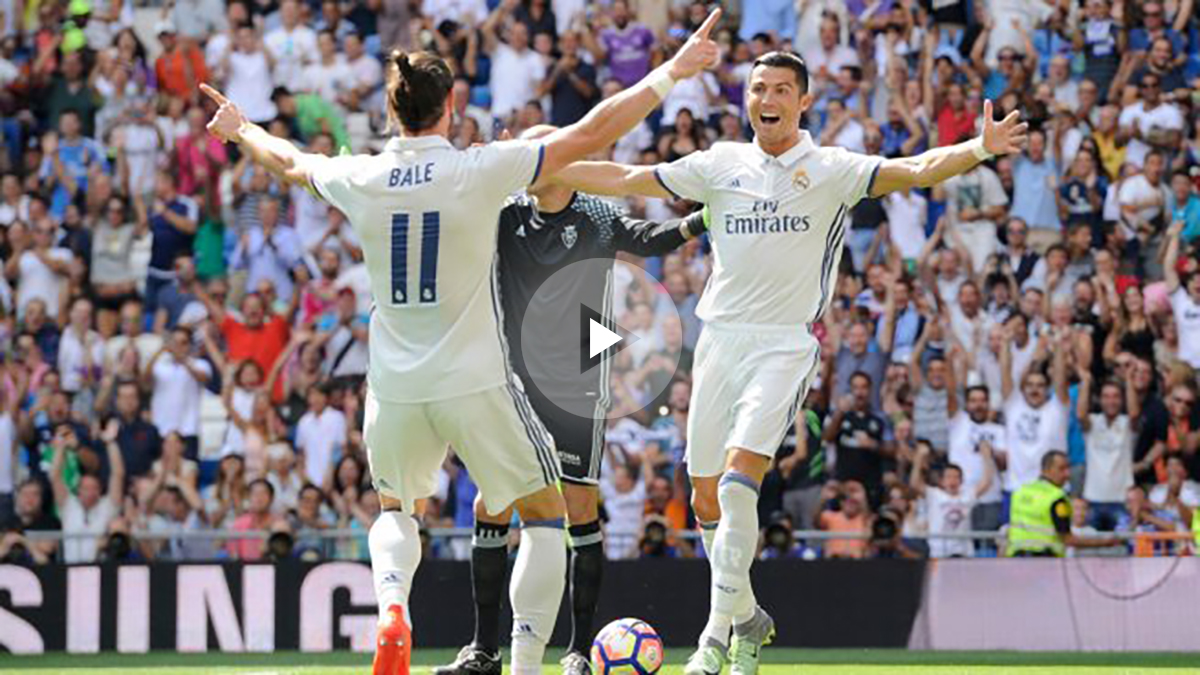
[792,168,810,190]
[562,224,578,249]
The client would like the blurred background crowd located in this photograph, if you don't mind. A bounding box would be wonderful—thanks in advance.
[0,0,1199,564]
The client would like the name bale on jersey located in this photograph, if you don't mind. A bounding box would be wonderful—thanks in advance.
[724,199,812,235]
[388,162,435,188]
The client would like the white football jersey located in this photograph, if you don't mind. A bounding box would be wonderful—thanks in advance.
[307,136,545,403]
[655,132,880,326]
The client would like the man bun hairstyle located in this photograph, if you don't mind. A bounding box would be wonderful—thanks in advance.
[751,51,810,95]
[386,50,455,133]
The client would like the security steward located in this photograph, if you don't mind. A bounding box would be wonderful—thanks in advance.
[1006,451,1121,557]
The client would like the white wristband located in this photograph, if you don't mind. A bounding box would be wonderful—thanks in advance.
[647,69,676,100]
[971,137,995,162]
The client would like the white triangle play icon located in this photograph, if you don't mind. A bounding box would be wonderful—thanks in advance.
[589,318,624,358]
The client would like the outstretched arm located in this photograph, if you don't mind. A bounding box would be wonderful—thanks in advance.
[534,10,721,185]
[614,209,707,257]
[870,100,1027,197]
[202,84,315,188]
[549,161,674,198]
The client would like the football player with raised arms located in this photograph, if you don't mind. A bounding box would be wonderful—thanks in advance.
[553,51,1028,675]
[200,10,721,675]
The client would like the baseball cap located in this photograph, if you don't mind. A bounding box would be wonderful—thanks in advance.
[68,0,91,16]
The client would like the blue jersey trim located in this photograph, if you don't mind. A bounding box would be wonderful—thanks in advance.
[531,143,546,185]
[654,167,684,200]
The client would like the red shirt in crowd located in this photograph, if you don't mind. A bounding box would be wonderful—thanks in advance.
[222,313,290,396]
[937,103,975,147]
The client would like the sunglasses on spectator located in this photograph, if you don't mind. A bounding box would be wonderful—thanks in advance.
[999,54,1018,62]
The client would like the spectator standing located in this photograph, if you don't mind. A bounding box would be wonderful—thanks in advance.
[942,161,1008,272]
[50,423,124,564]
[824,372,891,504]
[817,480,870,559]
[294,383,346,488]
[1010,130,1062,250]
[1164,223,1200,369]
[585,0,655,89]
[948,385,1008,536]
[57,297,103,398]
[483,0,547,121]
[108,380,160,479]
[154,21,207,102]
[1076,369,1135,529]
[9,220,73,322]
[204,291,290,394]
[227,478,276,560]
[231,196,302,301]
[39,112,108,221]
[221,25,279,124]
[141,173,199,318]
[538,31,597,127]
[912,439,995,558]
[1001,331,1072,495]
[300,30,353,105]
[264,0,317,92]
[144,328,212,459]
[830,321,889,412]
[1118,73,1183,170]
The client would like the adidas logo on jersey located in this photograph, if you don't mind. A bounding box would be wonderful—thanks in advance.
[727,178,741,189]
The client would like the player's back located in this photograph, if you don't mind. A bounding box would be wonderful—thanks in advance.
[309,135,545,403]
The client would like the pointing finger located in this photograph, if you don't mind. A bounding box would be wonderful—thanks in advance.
[983,99,993,123]
[694,7,722,41]
[200,83,231,106]
[1001,109,1021,127]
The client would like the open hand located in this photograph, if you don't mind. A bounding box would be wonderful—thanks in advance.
[982,100,1028,156]
[667,8,722,80]
[201,84,248,143]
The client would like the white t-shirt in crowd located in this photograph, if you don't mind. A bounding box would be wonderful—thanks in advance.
[295,407,347,486]
[0,413,15,494]
[885,190,928,260]
[1148,481,1200,507]
[1170,289,1200,368]
[264,25,318,91]
[17,248,72,319]
[150,355,213,436]
[300,56,354,104]
[226,50,279,123]
[57,328,105,393]
[60,496,116,564]
[1118,101,1184,168]
[1003,393,1069,492]
[1117,174,1166,228]
[925,486,977,558]
[489,43,546,118]
[1082,413,1133,503]
[947,411,1005,504]
[598,478,646,560]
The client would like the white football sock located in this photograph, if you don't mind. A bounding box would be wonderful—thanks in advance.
[369,510,422,627]
[711,472,760,628]
[510,520,567,675]
[697,519,731,648]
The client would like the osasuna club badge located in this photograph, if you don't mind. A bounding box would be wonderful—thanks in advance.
[562,224,578,249]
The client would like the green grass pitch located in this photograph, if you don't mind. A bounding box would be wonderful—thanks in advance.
[3,649,1200,674]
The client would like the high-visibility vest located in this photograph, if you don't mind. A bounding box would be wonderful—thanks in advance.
[1193,508,1200,548]
[1006,479,1067,557]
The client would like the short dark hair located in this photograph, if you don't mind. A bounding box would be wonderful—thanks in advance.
[850,370,873,387]
[1041,450,1068,471]
[751,51,810,95]
[386,50,454,133]
[249,478,275,500]
[966,384,990,400]
[944,463,964,478]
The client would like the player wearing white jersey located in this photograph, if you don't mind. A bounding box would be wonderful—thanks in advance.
[551,51,1029,674]
[200,11,721,675]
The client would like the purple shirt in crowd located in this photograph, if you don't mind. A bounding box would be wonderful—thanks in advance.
[600,23,656,87]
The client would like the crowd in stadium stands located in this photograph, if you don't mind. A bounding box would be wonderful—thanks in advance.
[0,0,1198,565]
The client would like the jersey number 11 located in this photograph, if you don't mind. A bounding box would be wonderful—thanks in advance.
[390,211,440,305]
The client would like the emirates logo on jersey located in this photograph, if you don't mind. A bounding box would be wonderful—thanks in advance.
[562,224,578,249]
[792,168,811,190]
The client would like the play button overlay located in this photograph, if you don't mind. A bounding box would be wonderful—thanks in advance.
[580,304,639,373]
[519,258,683,421]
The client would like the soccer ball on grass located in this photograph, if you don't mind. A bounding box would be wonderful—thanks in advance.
[590,618,665,675]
